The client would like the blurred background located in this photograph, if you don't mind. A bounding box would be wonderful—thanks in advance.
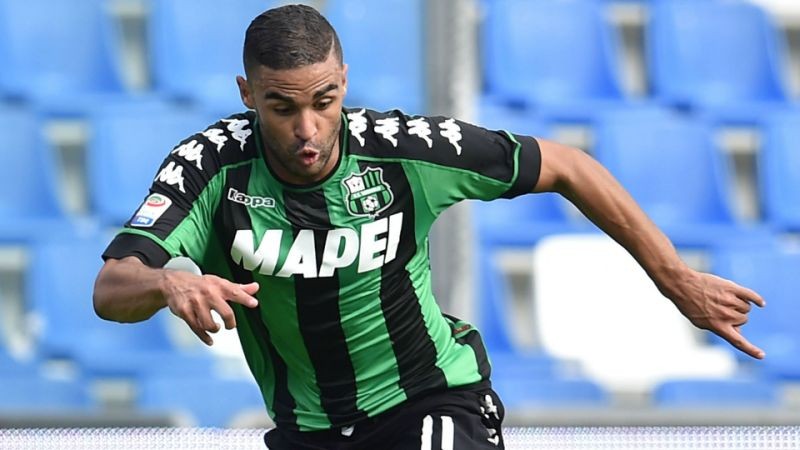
[1,0,800,432]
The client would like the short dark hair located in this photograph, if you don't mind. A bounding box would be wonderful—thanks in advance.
[243,4,343,74]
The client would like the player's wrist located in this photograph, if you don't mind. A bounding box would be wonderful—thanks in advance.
[652,261,694,301]
[156,268,181,310]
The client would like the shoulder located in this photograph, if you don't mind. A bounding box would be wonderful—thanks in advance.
[344,108,458,158]
[152,111,260,196]
[343,107,528,173]
[197,111,260,168]
[165,111,259,174]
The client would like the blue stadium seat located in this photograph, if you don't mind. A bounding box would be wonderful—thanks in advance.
[0,106,79,242]
[87,100,215,226]
[472,197,592,350]
[482,0,630,122]
[473,195,590,247]
[0,350,32,377]
[489,351,560,381]
[471,110,591,247]
[473,198,592,354]
[654,379,778,408]
[471,111,592,354]
[488,350,608,411]
[325,0,425,114]
[712,247,800,379]
[593,106,771,248]
[475,255,519,353]
[493,377,609,410]
[0,329,92,413]
[137,375,265,427]
[0,377,93,412]
[759,111,800,232]
[148,0,278,115]
[647,0,790,123]
[26,233,214,379]
[471,106,594,354]
[0,0,125,114]
[475,102,548,137]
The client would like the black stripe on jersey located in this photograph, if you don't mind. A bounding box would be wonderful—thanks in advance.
[366,162,449,399]
[215,164,299,430]
[283,190,366,426]
[443,314,492,381]
[455,329,492,381]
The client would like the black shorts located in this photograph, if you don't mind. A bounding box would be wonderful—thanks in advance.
[263,382,505,450]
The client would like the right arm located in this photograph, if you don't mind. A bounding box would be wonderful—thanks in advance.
[94,256,259,346]
[93,113,261,345]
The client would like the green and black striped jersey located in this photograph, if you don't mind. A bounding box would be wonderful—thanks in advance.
[103,107,541,431]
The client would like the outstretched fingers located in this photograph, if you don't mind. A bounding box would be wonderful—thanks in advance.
[165,275,260,346]
[717,324,764,360]
[201,282,260,338]
[735,285,766,308]
[226,282,260,308]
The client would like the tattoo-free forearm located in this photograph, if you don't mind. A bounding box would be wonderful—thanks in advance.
[93,256,171,322]
[549,148,691,295]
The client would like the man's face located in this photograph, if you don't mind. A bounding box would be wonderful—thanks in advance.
[237,52,347,185]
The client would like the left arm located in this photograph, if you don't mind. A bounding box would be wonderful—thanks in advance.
[533,138,765,359]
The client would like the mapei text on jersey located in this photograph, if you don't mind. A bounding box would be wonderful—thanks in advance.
[230,212,403,278]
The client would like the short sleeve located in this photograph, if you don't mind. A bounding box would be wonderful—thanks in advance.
[102,114,257,267]
[344,109,542,217]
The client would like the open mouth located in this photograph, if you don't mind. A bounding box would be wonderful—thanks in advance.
[298,148,320,166]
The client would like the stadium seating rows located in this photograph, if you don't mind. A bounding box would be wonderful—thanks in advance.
[0,0,799,426]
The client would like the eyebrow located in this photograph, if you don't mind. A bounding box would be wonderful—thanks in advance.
[263,83,339,102]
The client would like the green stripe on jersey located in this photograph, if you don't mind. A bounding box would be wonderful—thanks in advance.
[245,163,331,431]
[323,172,406,415]
[202,234,278,423]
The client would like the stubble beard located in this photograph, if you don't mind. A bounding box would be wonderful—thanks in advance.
[264,124,340,184]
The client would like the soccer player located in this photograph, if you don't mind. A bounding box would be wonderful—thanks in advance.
[93,4,766,449]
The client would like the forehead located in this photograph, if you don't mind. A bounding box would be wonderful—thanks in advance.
[249,54,343,99]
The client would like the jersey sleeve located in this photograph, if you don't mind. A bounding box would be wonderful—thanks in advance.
[345,109,542,217]
[102,114,255,267]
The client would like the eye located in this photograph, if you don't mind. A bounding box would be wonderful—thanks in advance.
[315,99,333,110]
[273,105,294,115]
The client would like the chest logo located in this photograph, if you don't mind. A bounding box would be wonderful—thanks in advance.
[342,167,394,218]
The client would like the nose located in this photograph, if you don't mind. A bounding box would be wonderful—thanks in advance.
[294,109,317,142]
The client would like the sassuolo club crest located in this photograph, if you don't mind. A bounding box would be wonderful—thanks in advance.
[342,167,394,218]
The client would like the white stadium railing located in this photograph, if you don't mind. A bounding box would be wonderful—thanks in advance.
[2,426,800,449]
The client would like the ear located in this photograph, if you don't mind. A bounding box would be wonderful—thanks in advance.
[237,75,256,110]
[341,63,348,97]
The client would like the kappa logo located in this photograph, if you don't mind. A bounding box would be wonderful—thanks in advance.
[347,110,462,154]
[407,117,433,148]
[172,139,204,170]
[342,167,394,218]
[348,109,368,146]
[439,119,463,155]
[155,161,186,193]
[228,188,275,208]
[374,117,400,147]
[221,118,252,150]
[202,128,227,151]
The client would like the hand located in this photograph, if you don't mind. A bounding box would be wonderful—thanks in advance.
[665,270,766,359]
[161,271,260,346]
